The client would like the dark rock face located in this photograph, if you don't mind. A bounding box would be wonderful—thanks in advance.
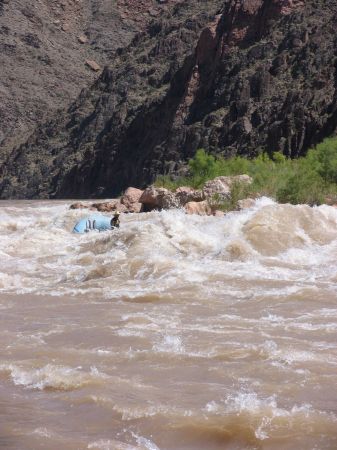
[0,0,179,159]
[1,0,337,199]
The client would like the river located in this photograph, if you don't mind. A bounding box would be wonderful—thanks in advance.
[1,199,337,450]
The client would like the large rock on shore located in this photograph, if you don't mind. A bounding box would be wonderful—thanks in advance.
[70,187,144,213]
[120,187,143,213]
[69,176,255,215]
[69,202,88,210]
[91,200,128,213]
[175,187,204,204]
[184,200,212,216]
[69,200,119,212]
[139,187,179,210]
[139,185,203,211]
[237,198,256,210]
[203,175,253,202]
[91,200,117,212]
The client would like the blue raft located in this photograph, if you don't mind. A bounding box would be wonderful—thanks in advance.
[73,215,113,234]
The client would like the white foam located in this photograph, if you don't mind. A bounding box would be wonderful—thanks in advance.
[133,434,161,450]
[152,335,184,354]
[224,391,278,414]
[206,391,337,441]
[32,427,56,439]
[88,439,138,450]
[2,200,337,298]
[1,363,108,390]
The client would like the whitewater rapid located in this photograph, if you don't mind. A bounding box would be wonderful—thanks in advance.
[1,199,337,449]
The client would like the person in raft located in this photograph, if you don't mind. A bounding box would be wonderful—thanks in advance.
[111,211,120,228]
[73,211,120,233]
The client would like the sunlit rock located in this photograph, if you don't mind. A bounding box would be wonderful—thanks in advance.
[203,175,252,202]
[185,200,212,216]
[237,198,256,210]
[175,186,204,204]
[120,187,143,213]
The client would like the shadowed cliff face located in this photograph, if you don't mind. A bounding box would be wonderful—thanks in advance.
[0,0,180,157]
[1,0,337,199]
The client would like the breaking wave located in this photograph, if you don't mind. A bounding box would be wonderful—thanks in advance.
[0,363,108,390]
[1,198,337,298]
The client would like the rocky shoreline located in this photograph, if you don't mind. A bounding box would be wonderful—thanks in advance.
[70,175,256,216]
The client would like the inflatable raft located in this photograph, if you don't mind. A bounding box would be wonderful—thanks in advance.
[73,215,114,233]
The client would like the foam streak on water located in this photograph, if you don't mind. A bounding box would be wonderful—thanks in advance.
[1,199,337,449]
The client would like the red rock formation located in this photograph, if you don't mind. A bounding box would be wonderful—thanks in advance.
[221,0,304,51]
[174,0,305,131]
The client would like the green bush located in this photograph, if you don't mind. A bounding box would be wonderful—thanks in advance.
[154,136,337,206]
[155,174,187,190]
[276,168,325,205]
[315,137,337,183]
[212,181,252,212]
[216,155,250,176]
[188,149,218,187]
[276,138,337,205]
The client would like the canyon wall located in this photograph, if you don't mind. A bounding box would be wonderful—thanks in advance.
[1,0,337,199]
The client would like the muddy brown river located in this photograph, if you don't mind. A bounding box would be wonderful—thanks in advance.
[1,199,337,449]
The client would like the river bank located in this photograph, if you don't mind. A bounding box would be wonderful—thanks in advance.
[69,175,255,217]
[70,139,337,218]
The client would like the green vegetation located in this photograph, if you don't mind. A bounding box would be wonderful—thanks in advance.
[155,137,337,207]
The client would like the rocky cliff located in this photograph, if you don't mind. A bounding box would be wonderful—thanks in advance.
[0,0,180,157]
[1,0,337,199]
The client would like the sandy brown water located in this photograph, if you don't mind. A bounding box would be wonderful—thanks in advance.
[1,199,337,450]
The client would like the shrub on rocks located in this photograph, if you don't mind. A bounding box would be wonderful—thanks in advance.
[203,175,252,203]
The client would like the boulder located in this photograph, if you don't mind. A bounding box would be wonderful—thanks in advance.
[139,186,163,208]
[92,200,128,213]
[139,186,180,210]
[69,202,87,209]
[184,200,212,216]
[139,185,204,211]
[78,34,88,44]
[175,186,204,204]
[85,59,101,72]
[91,200,119,212]
[114,201,128,213]
[203,175,253,202]
[160,191,181,209]
[120,187,143,213]
[237,198,256,210]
